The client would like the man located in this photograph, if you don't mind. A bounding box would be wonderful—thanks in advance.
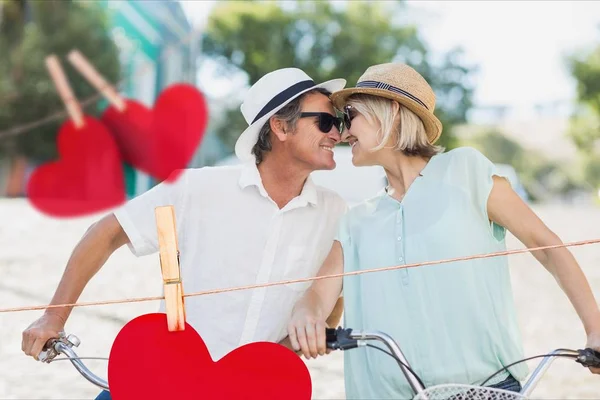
[21,68,348,395]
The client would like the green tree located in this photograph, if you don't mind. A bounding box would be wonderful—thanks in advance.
[463,129,584,201]
[566,38,600,188]
[202,0,475,153]
[466,130,525,170]
[0,0,120,161]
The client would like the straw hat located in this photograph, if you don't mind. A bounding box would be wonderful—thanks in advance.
[235,68,346,161]
[330,63,442,144]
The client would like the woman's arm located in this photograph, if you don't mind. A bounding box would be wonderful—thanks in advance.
[488,175,600,374]
[287,241,344,359]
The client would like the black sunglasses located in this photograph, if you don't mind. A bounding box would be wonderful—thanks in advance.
[343,105,355,131]
[299,112,344,134]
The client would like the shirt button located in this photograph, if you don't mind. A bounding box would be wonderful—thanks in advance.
[399,256,404,262]
[397,236,402,241]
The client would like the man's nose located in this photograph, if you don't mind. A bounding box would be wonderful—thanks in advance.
[328,127,342,144]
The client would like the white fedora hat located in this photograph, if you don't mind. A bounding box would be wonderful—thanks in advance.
[235,68,346,161]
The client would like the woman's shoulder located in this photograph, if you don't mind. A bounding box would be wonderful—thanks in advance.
[431,146,493,172]
[343,192,386,219]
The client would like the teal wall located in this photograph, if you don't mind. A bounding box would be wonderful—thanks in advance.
[95,0,195,197]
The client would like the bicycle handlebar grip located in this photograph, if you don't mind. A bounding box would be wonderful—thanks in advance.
[577,348,600,368]
[325,328,338,349]
[325,328,338,345]
[326,327,358,350]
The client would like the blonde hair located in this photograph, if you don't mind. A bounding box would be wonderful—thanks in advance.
[347,94,444,157]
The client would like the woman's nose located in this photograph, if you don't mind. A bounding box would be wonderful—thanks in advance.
[340,128,351,143]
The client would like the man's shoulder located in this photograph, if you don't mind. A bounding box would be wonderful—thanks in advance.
[313,184,347,209]
[178,164,245,184]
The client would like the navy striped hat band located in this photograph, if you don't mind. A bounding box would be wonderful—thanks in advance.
[356,80,428,110]
[251,80,315,124]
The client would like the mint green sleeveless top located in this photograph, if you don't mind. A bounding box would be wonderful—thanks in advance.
[336,147,528,399]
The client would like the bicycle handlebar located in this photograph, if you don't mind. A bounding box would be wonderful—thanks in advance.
[325,327,600,397]
[39,328,600,396]
[39,332,109,391]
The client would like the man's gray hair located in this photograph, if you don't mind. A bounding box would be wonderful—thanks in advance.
[252,88,331,164]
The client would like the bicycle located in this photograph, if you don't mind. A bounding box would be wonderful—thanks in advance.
[38,332,109,391]
[325,327,600,399]
[38,328,600,399]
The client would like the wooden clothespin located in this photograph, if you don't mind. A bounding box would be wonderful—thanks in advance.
[67,49,126,112]
[45,55,85,129]
[155,205,186,331]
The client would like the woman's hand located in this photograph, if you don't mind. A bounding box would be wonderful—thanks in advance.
[586,332,600,374]
[287,297,329,360]
[287,241,345,359]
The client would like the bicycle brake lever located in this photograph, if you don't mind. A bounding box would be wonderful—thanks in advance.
[38,338,59,363]
[576,348,600,368]
[38,332,80,363]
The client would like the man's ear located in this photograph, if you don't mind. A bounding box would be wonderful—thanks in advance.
[270,117,288,143]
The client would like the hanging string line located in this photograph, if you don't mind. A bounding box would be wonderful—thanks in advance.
[1,237,598,314]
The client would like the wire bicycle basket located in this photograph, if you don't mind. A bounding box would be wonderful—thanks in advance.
[412,384,527,400]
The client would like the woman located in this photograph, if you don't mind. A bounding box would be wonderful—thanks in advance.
[287,63,600,399]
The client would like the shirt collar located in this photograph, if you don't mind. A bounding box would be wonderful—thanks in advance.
[300,175,318,206]
[238,162,318,206]
[373,155,439,212]
[238,161,266,195]
[374,187,393,212]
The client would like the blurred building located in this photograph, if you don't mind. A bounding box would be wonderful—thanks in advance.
[97,0,198,198]
[0,0,203,199]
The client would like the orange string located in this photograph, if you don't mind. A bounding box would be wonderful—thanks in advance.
[1,238,598,314]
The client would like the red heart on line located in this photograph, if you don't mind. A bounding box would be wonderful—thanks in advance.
[27,116,126,217]
[102,84,208,182]
[108,313,312,400]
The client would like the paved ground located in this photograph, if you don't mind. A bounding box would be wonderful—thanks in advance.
[1,199,599,399]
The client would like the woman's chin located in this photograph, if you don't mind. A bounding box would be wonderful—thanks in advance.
[351,154,365,166]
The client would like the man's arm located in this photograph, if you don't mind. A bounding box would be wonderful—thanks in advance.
[22,213,129,359]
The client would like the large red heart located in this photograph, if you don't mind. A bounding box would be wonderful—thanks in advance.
[107,313,312,400]
[27,116,126,217]
[101,84,208,182]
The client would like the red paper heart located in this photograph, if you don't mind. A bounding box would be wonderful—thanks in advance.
[102,84,208,182]
[108,313,312,400]
[27,116,126,217]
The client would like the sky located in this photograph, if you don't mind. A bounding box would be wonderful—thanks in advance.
[179,0,600,122]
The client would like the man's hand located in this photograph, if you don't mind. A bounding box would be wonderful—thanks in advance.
[21,214,128,361]
[586,332,600,374]
[22,313,66,360]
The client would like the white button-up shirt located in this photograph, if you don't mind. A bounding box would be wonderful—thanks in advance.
[113,162,347,360]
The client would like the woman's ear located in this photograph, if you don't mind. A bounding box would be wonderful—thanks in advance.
[391,100,400,117]
[270,117,288,142]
